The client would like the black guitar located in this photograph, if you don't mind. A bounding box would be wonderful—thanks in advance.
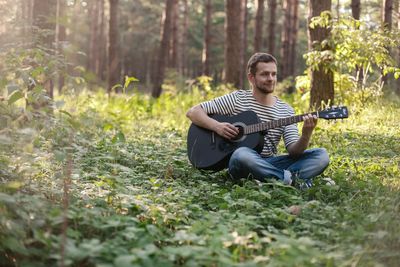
[187,106,348,171]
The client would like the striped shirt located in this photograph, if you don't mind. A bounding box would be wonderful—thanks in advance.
[200,90,299,157]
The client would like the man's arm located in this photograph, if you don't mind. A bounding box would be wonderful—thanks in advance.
[287,114,317,157]
[186,104,239,139]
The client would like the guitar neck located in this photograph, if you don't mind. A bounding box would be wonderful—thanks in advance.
[244,111,319,134]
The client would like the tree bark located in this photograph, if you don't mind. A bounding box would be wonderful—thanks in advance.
[202,0,212,76]
[267,0,277,55]
[32,0,55,99]
[108,0,121,94]
[381,0,393,85]
[56,0,66,94]
[254,0,264,52]
[239,0,248,89]
[88,1,100,75]
[224,0,242,88]
[308,0,334,109]
[289,0,299,78]
[397,1,400,95]
[98,0,106,81]
[351,0,360,20]
[280,0,292,80]
[181,0,189,76]
[152,0,175,98]
[170,0,179,69]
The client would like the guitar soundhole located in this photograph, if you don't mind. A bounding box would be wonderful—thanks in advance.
[231,124,246,142]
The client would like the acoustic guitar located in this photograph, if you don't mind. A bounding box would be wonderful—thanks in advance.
[187,106,348,171]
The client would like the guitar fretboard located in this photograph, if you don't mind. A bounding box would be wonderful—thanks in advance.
[243,111,319,134]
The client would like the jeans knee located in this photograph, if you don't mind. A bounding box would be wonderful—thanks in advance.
[229,147,258,172]
[315,148,330,169]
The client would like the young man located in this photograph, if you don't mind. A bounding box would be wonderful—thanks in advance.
[186,53,329,187]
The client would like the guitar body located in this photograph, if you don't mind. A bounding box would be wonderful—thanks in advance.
[187,110,264,171]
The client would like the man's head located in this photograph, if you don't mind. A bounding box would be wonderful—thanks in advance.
[247,53,277,76]
[247,53,278,95]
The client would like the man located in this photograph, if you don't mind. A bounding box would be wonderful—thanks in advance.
[186,53,329,188]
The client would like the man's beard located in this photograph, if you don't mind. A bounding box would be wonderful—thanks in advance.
[255,82,275,94]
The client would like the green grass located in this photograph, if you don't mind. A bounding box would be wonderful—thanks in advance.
[1,90,399,267]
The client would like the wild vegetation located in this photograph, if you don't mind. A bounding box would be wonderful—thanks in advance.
[1,83,399,266]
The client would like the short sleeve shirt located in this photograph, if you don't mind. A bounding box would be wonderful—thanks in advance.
[200,90,299,157]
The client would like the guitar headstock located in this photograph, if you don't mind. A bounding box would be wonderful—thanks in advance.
[318,106,349,120]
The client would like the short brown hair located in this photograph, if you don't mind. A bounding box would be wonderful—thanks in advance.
[247,53,277,76]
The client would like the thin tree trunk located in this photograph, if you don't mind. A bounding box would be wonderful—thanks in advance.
[308,0,334,109]
[239,0,248,89]
[351,0,363,87]
[152,0,175,98]
[181,0,189,76]
[98,0,106,81]
[32,0,55,99]
[170,0,179,69]
[267,0,277,55]
[56,0,66,94]
[108,0,120,94]
[397,1,400,95]
[381,0,393,85]
[289,0,299,78]
[224,0,242,88]
[254,0,264,52]
[88,1,100,74]
[280,0,292,81]
[202,0,212,76]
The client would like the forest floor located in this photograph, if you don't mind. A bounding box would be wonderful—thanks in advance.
[1,90,400,267]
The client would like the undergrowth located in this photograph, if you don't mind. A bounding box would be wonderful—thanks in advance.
[0,89,399,267]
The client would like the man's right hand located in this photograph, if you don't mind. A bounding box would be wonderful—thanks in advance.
[214,122,239,140]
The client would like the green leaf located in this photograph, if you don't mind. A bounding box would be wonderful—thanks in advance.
[7,90,24,105]
[124,75,139,89]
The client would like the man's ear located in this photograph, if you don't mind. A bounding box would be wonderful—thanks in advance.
[247,72,255,84]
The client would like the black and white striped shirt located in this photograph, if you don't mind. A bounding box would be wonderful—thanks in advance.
[200,90,299,157]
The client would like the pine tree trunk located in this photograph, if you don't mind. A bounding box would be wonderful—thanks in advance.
[381,0,393,85]
[98,0,106,81]
[308,0,334,109]
[202,0,212,76]
[239,0,248,89]
[351,0,363,87]
[397,1,400,95]
[267,0,277,55]
[254,0,264,52]
[181,0,189,76]
[88,1,100,75]
[32,0,55,99]
[108,0,120,94]
[152,0,175,98]
[289,0,299,78]
[170,0,179,69]
[224,0,242,88]
[280,0,292,81]
[56,0,66,94]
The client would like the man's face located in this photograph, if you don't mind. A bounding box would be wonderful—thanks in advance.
[249,62,277,94]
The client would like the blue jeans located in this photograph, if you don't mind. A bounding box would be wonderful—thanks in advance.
[228,147,329,184]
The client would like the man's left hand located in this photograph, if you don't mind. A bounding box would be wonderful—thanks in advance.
[301,114,318,138]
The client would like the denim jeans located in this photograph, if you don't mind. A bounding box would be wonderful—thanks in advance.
[228,147,330,184]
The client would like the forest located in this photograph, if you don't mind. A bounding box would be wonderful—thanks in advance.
[0,0,400,266]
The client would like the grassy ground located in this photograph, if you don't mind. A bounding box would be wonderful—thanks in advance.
[1,89,399,266]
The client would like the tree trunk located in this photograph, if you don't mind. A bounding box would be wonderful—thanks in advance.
[170,0,179,69]
[239,0,248,89]
[267,0,277,55]
[108,0,120,94]
[98,0,106,81]
[351,0,360,19]
[181,0,189,76]
[152,0,175,98]
[397,1,400,95]
[351,0,363,87]
[88,1,100,75]
[56,0,66,94]
[32,0,55,99]
[202,0,212,76]
[224,0,242,88]
[308,0,334,109]
[254,0,264,52]
[280,0,292,81]
[289,0,299,78]
[381,0,393,85]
